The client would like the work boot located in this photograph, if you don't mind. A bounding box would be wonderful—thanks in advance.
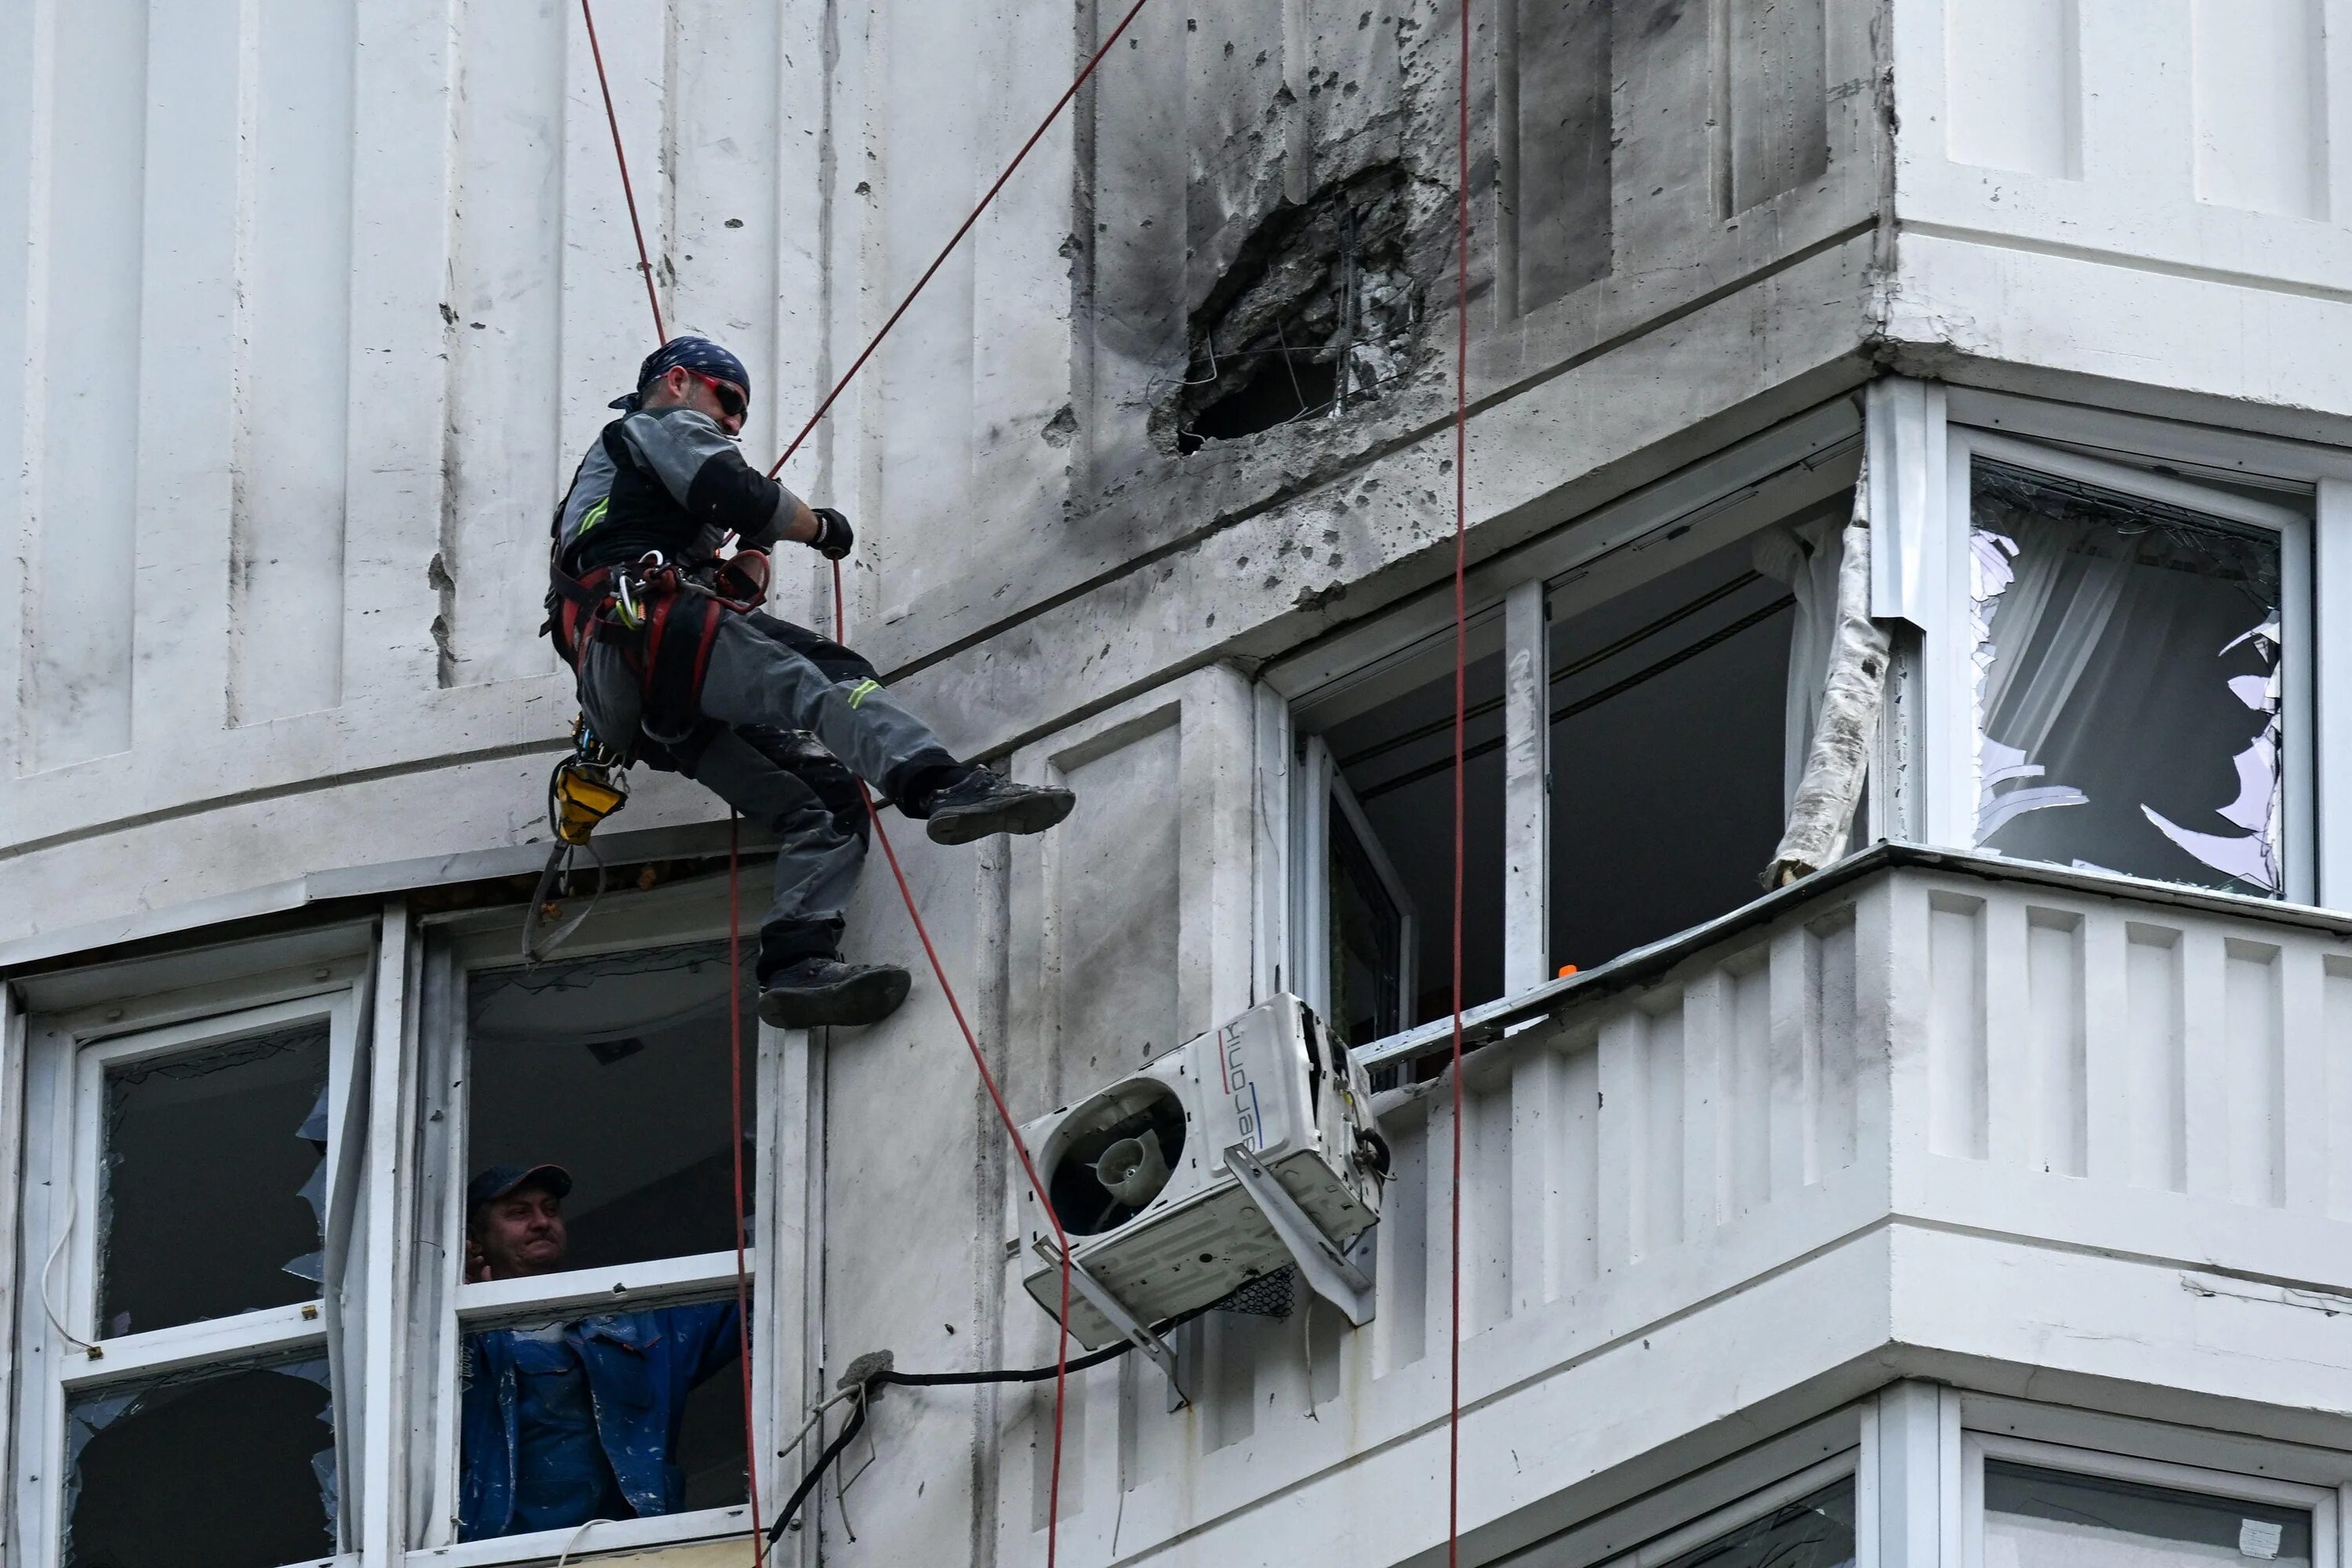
[923,768,1076,846]
[757,956,913,1029]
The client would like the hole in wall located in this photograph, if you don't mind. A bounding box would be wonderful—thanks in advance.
[1166,163,1421,454]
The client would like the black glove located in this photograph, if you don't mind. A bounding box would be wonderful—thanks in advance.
[809,506,855,561]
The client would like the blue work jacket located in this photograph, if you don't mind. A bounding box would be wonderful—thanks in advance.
[459,1302,742,1541]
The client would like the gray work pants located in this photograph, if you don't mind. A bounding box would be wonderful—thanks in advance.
[580,607,963,978]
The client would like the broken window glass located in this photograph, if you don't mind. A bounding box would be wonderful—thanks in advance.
[1970,461,2286,897]
[456,1297,747,1541]
[467,943,756,1272]
[1658,1477,1856,1568]
[65,1356,335,1568]
[98,1022,329,1338]
[1549,527,1806,974]
[1322,650,1508,1030]
[1984,1461,2312,1568]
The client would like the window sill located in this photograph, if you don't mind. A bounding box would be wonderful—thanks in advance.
[453,1250,752,1323]
[406,1506,753,1567]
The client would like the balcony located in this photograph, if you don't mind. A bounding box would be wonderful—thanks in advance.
[989,846,2352,1566]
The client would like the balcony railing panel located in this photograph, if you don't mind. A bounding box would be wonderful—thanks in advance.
[994,851,2352,1565]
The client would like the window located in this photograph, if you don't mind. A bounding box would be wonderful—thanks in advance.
[1651,1478,1855,1568]
[1964,1430,2339,1568]
[1985,1461,2312,1568]
[1505,1414,1862,1568]
[1294,737,1419,1049]
[1313,644,1508,1029]
[421,929,763,1557]
[16,975,365,1568]
[1274,406,1864,1062]
[1962,441,2310,898]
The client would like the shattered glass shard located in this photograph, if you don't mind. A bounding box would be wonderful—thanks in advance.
[1969,460,2285,898]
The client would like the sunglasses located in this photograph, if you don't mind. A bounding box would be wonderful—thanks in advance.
[684,368,748,421]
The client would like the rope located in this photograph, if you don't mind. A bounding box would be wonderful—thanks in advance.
[824,557,1078,1566]
[764,0,1156,478]
[727,814,768,1562]
[576,3,1164,1558]
[578,0,666,343]
[1447,0,1472,1558]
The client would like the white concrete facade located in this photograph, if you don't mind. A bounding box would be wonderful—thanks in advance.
[7,1,2352,1567]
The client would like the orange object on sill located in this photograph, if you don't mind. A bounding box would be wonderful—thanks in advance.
[1557,964,1579,978]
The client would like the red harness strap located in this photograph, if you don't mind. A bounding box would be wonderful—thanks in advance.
[547,554,767,735]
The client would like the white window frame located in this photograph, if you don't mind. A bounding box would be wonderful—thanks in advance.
[1291,734,1419,1041]
[13,956,368,1568]
[1961,1430,2341,1568]
[404,879,784,1567]
[1934,419,2317,903]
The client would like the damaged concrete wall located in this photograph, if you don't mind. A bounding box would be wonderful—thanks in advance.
[0,0,1884,944]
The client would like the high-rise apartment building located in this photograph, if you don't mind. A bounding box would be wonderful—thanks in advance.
[5,2,2350,1566]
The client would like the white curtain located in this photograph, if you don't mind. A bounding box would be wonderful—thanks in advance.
[1751,510,1846,804]
[1969,467,2282,895]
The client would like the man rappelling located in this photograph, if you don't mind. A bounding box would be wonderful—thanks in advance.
[545,335,1074,1029]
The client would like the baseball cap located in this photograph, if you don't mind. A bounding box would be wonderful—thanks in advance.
[466,1163,574,1214]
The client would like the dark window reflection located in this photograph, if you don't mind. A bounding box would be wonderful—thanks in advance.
[1325,652,1507,1028]
[1986,1461,2312,1568]
[1971,461,2286,898]
[100,1023,329,1338]
[1659,1477,1856,1568]
[1547,528,1803,974]
[1330,805,1406,1047]
[467,944,755,1272]
[66,1359,335,1568]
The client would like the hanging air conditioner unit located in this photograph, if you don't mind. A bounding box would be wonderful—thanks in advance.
[1015,993,1388,1352]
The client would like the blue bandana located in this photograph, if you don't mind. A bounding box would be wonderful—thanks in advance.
[610,335,752,412]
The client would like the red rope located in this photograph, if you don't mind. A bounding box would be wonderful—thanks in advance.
[579,0,667,343]
[1447,0,1472,1559]
[579,2,1149,1555]
[726,815,769,1562]
[764,0,1156,478]
[830,559,1077,1566]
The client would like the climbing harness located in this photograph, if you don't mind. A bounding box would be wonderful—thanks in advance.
[545,548,771,729]
[524,548,771,968]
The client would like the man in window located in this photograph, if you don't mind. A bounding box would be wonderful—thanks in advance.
[457,1163,744,1541]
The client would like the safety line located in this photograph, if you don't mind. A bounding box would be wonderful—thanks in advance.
[1447,0,1472,1560]
[726,815,769,1564]
[764,0,1155,477]
[826,560,1079,1568]
[576,1,760,1550]
[579,0,666,343]
[578,2,1156,1559]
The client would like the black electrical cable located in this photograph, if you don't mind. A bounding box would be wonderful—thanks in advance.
[767,1299,1220,1541]
[769,1395,867,1543]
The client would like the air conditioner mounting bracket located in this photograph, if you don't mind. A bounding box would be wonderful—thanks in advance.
[1032,1237,1189,1411]
[1224,1143,1376,1327]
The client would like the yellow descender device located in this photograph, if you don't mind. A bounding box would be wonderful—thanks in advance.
[522,717,632,964]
